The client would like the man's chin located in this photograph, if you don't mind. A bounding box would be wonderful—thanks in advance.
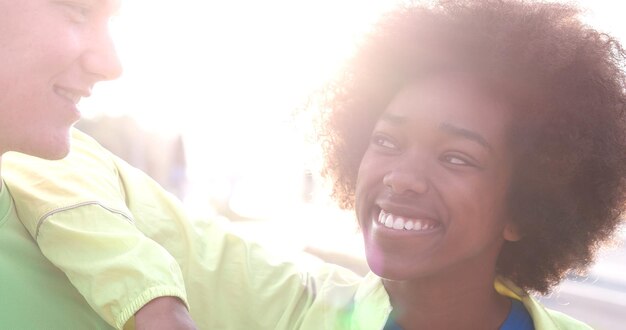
[42,131,73,160]
[44,143,72,160]
[44,150,70,160]
[22,140,71,160]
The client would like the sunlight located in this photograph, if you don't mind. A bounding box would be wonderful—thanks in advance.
[81,0,626,253]
[82,0,403,223]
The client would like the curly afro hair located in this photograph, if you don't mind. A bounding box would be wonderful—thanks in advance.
[316,0,626,293]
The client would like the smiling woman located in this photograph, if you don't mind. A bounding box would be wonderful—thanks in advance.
[356,74,517,284]
[315,0,626,328]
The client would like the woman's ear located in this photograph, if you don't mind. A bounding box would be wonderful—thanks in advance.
[503,222,522,242]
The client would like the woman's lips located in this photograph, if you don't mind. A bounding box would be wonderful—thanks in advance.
[377,209,441,232]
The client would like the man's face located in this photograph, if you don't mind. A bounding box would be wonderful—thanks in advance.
[0,0,122,159]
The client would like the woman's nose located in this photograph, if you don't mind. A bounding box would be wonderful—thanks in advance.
[382,165,429,195]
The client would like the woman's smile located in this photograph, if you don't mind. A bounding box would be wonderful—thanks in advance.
[376,209,441,232]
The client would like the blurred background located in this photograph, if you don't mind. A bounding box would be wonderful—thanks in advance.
[79,1,625,328]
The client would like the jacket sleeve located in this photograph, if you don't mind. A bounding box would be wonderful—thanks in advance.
[5,129,365,330]
[2,129,188,330]
[111,152,365,329]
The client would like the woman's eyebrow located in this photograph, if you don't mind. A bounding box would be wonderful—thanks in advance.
[379,112,406,125]
[439,122,493,152]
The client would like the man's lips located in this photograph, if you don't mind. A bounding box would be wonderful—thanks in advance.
[54,86,91,105]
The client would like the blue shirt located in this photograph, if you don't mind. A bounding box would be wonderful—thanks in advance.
[501,298,535,330]
[383,298,534,330]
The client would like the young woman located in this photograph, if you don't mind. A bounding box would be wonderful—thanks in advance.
[316,0,626,327]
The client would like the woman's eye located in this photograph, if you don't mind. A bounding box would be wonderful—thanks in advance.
[442,154,472,166]
[372,135,398,150]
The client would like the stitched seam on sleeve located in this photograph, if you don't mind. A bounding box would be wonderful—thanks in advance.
[35,201,134,238]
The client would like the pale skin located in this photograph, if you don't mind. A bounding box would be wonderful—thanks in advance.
[0,0,195,328]
[356,73,521,329]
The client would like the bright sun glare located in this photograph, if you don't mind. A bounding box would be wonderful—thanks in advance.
[82,0,401,222]
[77,1,405,256]
[80,0,626,253]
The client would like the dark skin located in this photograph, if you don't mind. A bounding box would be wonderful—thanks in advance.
[135,296,197,330]
[384,263,509,329]
[355,73,521,329]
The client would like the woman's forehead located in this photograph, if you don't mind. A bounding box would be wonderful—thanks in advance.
[387,74,510,119]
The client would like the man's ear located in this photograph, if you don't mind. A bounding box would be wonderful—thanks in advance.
[503,222,522,242]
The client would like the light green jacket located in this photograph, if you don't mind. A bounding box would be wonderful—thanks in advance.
[2,129,592,329]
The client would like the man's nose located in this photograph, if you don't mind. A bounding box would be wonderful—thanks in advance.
[81,26,123,81]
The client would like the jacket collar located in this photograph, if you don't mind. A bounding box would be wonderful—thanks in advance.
[350,272,590,330]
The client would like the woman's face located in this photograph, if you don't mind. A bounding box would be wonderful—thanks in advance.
[355,73,519,282]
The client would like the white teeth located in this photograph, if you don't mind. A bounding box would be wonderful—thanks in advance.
[377,209,439,232]
[404,221,414,230]
[413,221,423,230]
[384,216,394,228]
[56,88,81,105]
[393,217,405,230]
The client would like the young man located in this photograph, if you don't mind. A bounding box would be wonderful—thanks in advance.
[0,0,195,328]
